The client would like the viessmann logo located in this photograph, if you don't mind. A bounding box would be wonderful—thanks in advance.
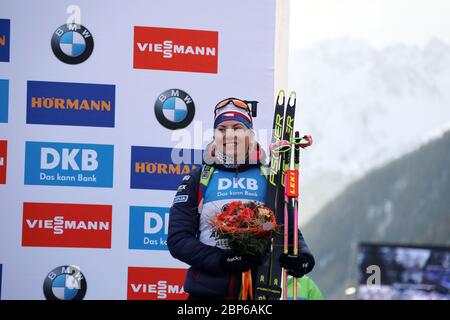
[26,80,115,128]
[133,26,218,74]
[127,267,188,300]
[0,140,7,184]
[22,202,112,248]
[24,141,114,188]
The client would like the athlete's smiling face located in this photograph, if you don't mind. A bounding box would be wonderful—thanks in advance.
[214,120,253,161]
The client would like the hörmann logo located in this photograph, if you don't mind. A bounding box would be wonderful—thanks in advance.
[0,19,10,62]
[26,80,115,127]
[133,26,218,73]
[22,202,112,248]
[130,146,202,190]
[127,267,188,300]
[24,141,114,188]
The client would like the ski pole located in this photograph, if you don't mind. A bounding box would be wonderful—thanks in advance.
[283,170,290,300]
[291,132,313,299]
[293,131,300,300]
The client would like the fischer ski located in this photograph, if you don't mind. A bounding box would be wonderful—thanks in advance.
[254,90,296,300]
[254,90,286,299]
[270,91,296,300]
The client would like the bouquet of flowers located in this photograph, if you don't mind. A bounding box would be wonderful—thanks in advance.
[212,200,278,299]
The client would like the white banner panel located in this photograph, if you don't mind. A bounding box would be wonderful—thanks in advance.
[0,0,279,299]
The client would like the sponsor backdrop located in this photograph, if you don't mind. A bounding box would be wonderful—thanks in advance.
[0,0,278,299]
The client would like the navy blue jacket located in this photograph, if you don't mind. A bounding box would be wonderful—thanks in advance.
[168,162,315,298]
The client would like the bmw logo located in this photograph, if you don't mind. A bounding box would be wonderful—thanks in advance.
[43,265,87,300]
[154,89,195,130]
[51,24,94,64]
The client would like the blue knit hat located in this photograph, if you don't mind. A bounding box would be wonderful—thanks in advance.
[213,98,253,129]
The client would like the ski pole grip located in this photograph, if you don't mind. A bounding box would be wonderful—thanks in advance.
[270,140,291,155]
[294,131,300,164]
[300,135,313,148]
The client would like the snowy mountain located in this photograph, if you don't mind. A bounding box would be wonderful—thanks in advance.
[288,37,450,222]
[302,128,450,299]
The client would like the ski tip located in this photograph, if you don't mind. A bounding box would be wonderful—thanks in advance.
[288,91,296,107]
[277,90,286,105]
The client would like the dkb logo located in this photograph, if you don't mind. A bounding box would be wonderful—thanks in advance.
[129,206,170,251]
[217,177,258,191]
[25,141,113,188]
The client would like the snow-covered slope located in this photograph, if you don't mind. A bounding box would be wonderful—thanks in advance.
[288,37,450,222]
[303,128,450,299]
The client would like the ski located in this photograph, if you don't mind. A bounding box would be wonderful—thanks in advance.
[254,91,296,300]
[271,92,296,300]
[254,90,287,300]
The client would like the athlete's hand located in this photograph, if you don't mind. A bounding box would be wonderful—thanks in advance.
[279,253,314,278]
[222,251,263,273]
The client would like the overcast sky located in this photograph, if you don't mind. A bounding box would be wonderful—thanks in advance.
[289,0,450,50]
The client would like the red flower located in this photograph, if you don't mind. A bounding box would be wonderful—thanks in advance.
[225,201,242,214]
[218,201,240,221]
[213,201,277,237]
[238,208,255,222]
[226,214,240,227]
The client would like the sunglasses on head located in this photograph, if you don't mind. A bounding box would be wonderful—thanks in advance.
[214,98,259,118]
[214,98,251,114]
